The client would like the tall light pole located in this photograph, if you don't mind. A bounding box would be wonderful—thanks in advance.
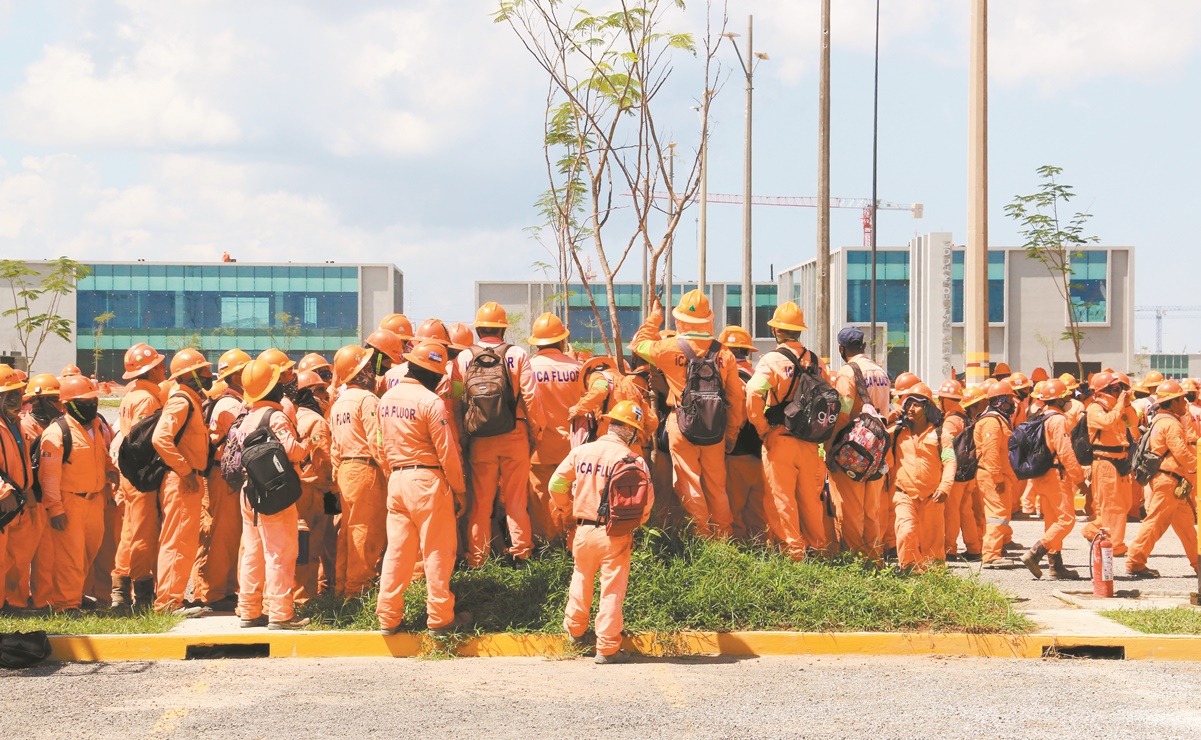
[698,111,709,294]
[966,0,990,386]
[869,0,880,363]
[726,18,769,332]
[816,0,831,358]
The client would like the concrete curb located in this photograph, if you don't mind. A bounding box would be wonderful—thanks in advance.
[45,630,1201,662]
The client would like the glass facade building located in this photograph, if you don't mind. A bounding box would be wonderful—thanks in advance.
[1069,250,1109,324]
[845,250,911,374]
[951,250,1006,324]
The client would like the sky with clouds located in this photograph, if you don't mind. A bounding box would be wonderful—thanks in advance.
[0,1,1198,351]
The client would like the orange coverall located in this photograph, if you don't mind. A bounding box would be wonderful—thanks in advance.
[975,411,1018,563]
[941,410,982,558]
[550,434,653,657]
[111,378,164,593]
[236,403,307,623]
[1129,396,1154,518]
[152,386,210,611]
[633,310,745,538]
[892,422,956,569]
[1080,394,1137,554]
[373,378,467,631]
[330,385,388,595]
[828,353,891,559]
[0,414,33,609]
[1126,412,1198,574]
[456,338,544,565]
[528,348,583,543]
[746,343,830,560]
[39,415,114,611]
[571,370,658,449]
[5,414,46,608]
[190,390,244,604]
[727,361,772,542]
[1030,409,1085,554]
[294,405,334,604]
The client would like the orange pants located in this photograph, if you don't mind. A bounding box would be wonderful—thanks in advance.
[1126,473,1198,573]
[190,471,242,604]
[32,514,57,608]
[4,501,46,607]
[111,479,159,583]
[377,469,458,631]
[893,491,945,569]
[1129,478,1145,519]
[336,460,388,595]
[761,431,828,560]
[292,487,329,605]
[1021,479,1037,515]
[318,504,338,595]
[726,454,772,542]
[0,527,8,609]
[979,473,1013,562]
[944,480,982,556]
[827,467,882,559]
[665,413,732,538]
[1080,459,1130,555]
[50,493,106,611]
[564,525,633,657]
[154,471,203,611]
[1031,471,1074,553]
[87,496,122,602]
[649,447,686,529]
[529,461,569,544]
[467,425,534,565]
[237,493,299,623]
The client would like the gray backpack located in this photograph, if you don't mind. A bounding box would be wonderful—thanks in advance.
[675,338,728,447]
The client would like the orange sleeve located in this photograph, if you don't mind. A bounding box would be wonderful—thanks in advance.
[938,428,957,494]
[152,394,194,477]
[514,351,544,439]
[267,410,308,464]
[1046,414,1084,485]
[722,350,746,448]
[1164,421,1197,480]
[973,417,1003,476]
[632,308,664,349]
[426,395,466,495]
[571,374,610,419]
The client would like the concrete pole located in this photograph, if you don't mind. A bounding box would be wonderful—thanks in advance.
[816,0,831,359]
[698,129,708,295]
[966,0,990,386]
[740,15,754,332]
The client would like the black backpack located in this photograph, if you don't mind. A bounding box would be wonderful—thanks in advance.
[240,409,303,516]
[0,630,51,668]
[0,426,27,532]
[675,339,728,447]
[463,344,518,438]
[117,394,194,493]
[1071,407,1097,467]
[949,412,978,483]
[1131,414,1171,486]
[765,347,840,444]
[1008,414,1055,480]
[729,367,763,457]
[29,417,71,503]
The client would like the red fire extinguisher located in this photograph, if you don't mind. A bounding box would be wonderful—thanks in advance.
[1091,529,1114,597]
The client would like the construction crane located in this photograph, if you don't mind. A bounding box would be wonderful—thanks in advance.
[1135,306,1201,353]
[643,191,923,247]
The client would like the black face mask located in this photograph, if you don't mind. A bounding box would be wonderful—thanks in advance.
[31,398,62,425]
[263,384,285,405]
[282,378,299,401]
[185,372,214,393]
[67,399,99,425]
[294,388,322,415]
[990,396,1016,419]
[1,390,21,421]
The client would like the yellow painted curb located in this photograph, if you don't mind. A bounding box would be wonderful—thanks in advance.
[45,630,1201,662]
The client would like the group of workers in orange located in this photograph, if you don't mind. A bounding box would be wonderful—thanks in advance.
[0,289,1194,662]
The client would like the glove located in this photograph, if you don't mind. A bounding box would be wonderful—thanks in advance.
[49,513,67,531]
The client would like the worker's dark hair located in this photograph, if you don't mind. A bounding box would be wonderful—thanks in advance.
[840,339,866,355]
[407,363,441,392]
[774,328,801,343]
[731,347,751,361]
[477,327,505,339]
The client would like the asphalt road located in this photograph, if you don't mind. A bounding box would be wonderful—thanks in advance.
[4,654,1201,739]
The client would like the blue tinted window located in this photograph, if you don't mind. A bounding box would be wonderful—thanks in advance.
[1069,251,1107,323]
[951,250,1005,323]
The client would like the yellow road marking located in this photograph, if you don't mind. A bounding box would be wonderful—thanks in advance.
[650,663,689,708]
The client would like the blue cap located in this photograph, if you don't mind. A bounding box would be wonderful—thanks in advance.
[837,326,865,347]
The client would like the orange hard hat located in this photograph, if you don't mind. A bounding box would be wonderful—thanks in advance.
[242,359,282,403]
[1115,372,1132,389]
[298,353,332,374]
[216,348,252,381]
[993,362,1012,377]
[576,349,595,361]
[602,399,645,432]
[257,348,296,373]
[297,369,326,391]
[473,302,510,329]
[937,380,964,400]
[1058,373,1079,391]
[981,377,997,392]
[1032,380,1047,399]
[1030,367,1050,383]
[379,313,415,340]
[987,380,1014,399]
[1156,379,1186,403]
[447,322,473,351]
[404,340,449,376]
[14,369,27,383]
[528,313,570,346]
[673,289,713,324]
[899,382,935,403]
[718,325,758,352]
[1143,370,1165,389]
[168,348,211,380]
[1089,371,1116,393]
[415,318,452,346]
[1180,378,1199,394]
[892,372,919,397]
[206,379,228,400]
[766,302,807,332]
[23,373,60,400]
[1007,372,1031,391]
[59,375,101,403]
[961,386,987,408]
[365,329,404,364]
[333,344,374,386]
[0,365,26,393]
[61,364,82,377]
[582,355,619,378]
[121,343,166,380]
[1038,378,1071,401]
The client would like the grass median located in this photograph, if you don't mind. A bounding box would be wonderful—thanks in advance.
[1101,607,1201,635]
[0,609,183,635]
[301,529,1032,635]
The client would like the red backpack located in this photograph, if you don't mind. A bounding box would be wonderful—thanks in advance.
[599,455,651,537]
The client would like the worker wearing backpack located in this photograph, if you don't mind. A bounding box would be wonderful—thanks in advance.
[746,304,832,560]
[38,376,115,612]
[111,343,168,610]
[631,292,744,539]
[0,366,33,612]
[892,383,957,569]
[1078,372,1137,556]
[939,380,982,562]
[329,344,388,596]
[457,302,545,567]
[234,360,310,630]
[151,348,214,613]
[5,374,60,610]
[526,313,583,545]
[189,348,250,610]
[1126,380,1198,579]
[549,400,653,664]
[1018,379,1086,580]
[373,341,470,636]
[719,325,772,543]
[1129,372,1163,520]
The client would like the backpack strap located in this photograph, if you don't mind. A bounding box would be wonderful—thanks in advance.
[848,360,872,410]
[769,346,802,407]
[55,416,72,465]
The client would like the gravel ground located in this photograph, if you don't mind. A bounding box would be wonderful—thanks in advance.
[4,654,1201,738]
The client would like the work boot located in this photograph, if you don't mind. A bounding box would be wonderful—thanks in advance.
[110,576,132,610]
[240,615,269,628]
[1126,567,1161,580]
[132,578,156,611]
[79,595,101,611]
[568,630,597,647]
[962,552,982,563]
[429,611,474,638]
[268,617,311,631]
[1020,541,1049,579]
[380,622,405,636]
[1046,553,1081,580]
[981,557,1019,569]
[172,605,212,618]
[594,649,632,665]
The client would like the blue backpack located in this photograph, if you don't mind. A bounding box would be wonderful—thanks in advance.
[1008,414,1055,480]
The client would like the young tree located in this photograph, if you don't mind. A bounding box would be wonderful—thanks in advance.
[91,312,116,378]
[1004,165,1100,380]
[269,312,302,351]
[495,0,725,362]
[0,258,92,371]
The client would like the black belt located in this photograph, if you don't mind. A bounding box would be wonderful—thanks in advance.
[1160,470,1186,484]
[343,457,376,466]
[576,518,601,527]
[1092,444,1128,455]
[394,465,440,471]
